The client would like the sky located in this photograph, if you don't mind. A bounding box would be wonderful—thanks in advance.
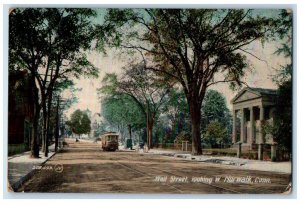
[63,9,290,119]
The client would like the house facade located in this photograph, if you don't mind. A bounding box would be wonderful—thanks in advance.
[231,87,277,150]
[8,70,35,155]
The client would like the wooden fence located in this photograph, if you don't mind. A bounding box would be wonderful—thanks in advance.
[154,142,231,152]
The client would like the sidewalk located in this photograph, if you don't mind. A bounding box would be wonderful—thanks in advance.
[143,148,292,174]
[8,144,56,191]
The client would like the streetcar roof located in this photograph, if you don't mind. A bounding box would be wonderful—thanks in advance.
[100,133,119,138]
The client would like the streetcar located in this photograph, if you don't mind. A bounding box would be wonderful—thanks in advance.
[101,132,119,151]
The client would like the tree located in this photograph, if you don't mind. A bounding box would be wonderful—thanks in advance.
[204,121,230,148]
[66,109,91,138]
[263,10,292,157]
[94,121,110,137]
[202,90,231,132]
[101,93,146,142]
[9,8,99,157]
[9,8,47,157]
[273,9,292,85]
[51,79,80,151]
[270,82,292,155]
[161,88,191,142]
[100,63,173,149]
[174,131,192,144]
[100,9,277,154]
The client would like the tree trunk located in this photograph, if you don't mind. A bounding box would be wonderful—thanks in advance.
[42,104,47,152]
[147,116,154,149]
[146,109,149,149]
[128,124,132,139]
[128,124,132,150]
[44,110,50,157]
[55,98,59,152]
[148,125,153,149]
[44,90,53,157]
[31,105,40,158]
[189,100,203,155]
[30,75,40,158]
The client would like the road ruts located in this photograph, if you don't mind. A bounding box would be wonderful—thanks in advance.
[18,139,291,194]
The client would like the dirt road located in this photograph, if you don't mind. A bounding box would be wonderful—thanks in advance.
[18,139,291,194]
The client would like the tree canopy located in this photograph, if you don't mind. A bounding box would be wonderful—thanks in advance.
[66,109,91,137]
[160,88,191,142]
[99,8,279,154]
[9,8,99,80]
[263,10,292,157]
[101,93,146,137]
[99,62,173,148]
[202,89,231,131]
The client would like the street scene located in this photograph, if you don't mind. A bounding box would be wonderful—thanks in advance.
[7,8,292,194]
[17,139,290,193]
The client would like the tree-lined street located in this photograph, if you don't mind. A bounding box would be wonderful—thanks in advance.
[8,8,292,195]
[18,139,290,193]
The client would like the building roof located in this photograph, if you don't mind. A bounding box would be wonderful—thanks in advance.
[231,87,278,104]
[249,87,278,96]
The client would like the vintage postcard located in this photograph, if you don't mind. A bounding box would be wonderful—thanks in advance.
[7,6,292,195]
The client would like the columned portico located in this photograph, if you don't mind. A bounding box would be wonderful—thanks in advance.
[232,106,259,147]
[231,87,277,160]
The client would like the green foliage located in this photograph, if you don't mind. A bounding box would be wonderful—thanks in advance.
[202,90,232,133]
[117,63,173,115]
[98,63,173,148]
[101,93,146,132]
[174,131,192,144]
[203,121,230,147]
[9,8,99,78]
[94,121,109,137]
[52,79,81,111]
[67,109,91,136]
[100,9,278,90]
[263,10,292,154]
[98,73,118,95]
[263,81,292,153]
[99,9,279,154]
[9,8,100,156]
[273,9,292,85]
[163,88,189,116]
[160,88,191,142]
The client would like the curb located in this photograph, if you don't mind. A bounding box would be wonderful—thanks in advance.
[144,150,291,174]
[10,148,62,192]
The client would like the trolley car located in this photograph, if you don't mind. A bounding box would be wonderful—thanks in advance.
[101,132,119,151]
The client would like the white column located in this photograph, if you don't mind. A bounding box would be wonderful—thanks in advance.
[259,105,265,144]
[249,107,254,146]
[240,108,245,143]
[258,105,265,160]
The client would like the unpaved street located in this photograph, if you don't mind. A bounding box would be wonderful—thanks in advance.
[18,139,291,194]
